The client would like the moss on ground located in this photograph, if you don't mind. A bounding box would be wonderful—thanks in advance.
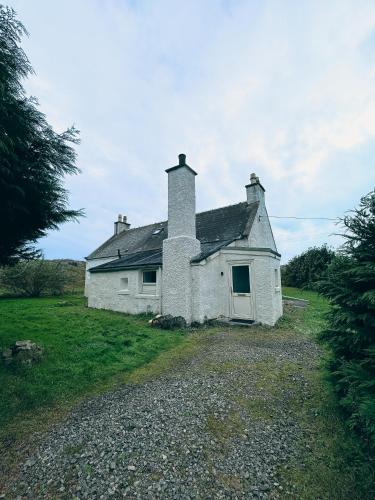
[206,411,246,441]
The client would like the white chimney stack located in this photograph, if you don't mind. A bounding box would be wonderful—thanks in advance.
[162,154,201,323]
[114,214,130,235]
[246,173,265,205]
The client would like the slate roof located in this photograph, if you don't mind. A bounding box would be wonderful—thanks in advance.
[88,201,259,272]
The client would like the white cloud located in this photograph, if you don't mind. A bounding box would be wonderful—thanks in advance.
[10,0,375,260]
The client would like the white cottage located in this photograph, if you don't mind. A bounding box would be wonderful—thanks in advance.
[85,154,282,326]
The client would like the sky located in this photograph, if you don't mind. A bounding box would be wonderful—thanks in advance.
[9,0,375,263]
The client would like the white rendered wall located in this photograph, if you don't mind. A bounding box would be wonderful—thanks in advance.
[248,206,277,251]
[87,268,161,315]
[191,248,282,326]
[190,195,282,326]
[246,184,277,251]
[85,257,117,297]
[162,236,201,322]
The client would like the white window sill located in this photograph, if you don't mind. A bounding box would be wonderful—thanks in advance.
[135,294,159,300]
[117,290,130,295]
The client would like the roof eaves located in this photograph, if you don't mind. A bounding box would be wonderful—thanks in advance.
[191,237,240,263]
[90,262,162,273]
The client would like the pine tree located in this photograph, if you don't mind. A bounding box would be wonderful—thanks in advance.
[319,189,375,448]
[0,6,82,264]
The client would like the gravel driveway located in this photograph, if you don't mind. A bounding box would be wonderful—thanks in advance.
[6,327,319,499]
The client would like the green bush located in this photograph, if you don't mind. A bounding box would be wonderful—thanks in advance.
[319,190,375,449]
[0,260,68,297]
[281,245,335,290]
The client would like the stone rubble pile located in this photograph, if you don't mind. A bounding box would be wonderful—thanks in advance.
[1,340,43,365]
[149,314,187,330]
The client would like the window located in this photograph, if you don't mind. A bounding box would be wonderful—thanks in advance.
[118,277,129,295]
[232,266,250,293]
[143,270,157,283]
[275,269,280,291]
[141,270,157,294]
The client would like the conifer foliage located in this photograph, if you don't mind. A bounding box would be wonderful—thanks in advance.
[281,245,335,290]
[319,190,375,449]
[0,6,82,264]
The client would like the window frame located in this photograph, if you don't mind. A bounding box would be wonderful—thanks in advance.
[140,269,158,295]
[118,276,130,295]
[274,268,281,292]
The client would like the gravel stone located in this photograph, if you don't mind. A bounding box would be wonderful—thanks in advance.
[5,329,319,499]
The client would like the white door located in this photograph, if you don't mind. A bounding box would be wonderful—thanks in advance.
[230,264,253,319]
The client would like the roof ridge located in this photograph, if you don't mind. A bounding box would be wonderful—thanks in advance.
[112,201,254,236]
[196,200,251,217]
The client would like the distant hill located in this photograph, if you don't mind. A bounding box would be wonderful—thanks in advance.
[49,259,85,293]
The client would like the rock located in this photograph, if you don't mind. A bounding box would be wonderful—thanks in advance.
[1,348,13,365]
[2,341,43,365]
[127,465,136,471]
[150,314,187,330]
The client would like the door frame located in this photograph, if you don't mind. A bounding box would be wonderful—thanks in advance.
[228,260,255,320]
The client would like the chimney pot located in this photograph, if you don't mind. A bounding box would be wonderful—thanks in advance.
[114,214,130,235]
[178,153,186,166]
[246,173,265,204]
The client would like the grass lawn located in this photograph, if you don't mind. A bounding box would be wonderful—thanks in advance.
[0,295,186,452]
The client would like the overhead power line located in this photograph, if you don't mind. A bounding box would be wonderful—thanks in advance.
[265,215,339,221]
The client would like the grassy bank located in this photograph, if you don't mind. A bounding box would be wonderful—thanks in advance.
[280,286,375,499]
[0,296,186,452]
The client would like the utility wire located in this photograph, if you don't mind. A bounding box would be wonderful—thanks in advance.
[264,215,338,221]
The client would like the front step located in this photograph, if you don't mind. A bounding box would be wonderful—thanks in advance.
[217,318,260,327]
